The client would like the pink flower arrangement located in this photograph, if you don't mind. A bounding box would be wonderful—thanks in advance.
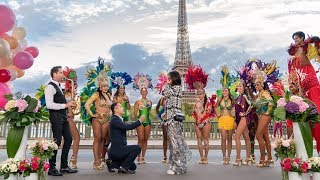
[15,99,28,112]
[272,138,295,160]
[1,95,49,128]
[281,158,310,174]
[18,156,50,178]
[28,139,58,160]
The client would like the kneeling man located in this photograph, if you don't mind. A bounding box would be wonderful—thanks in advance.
[107,102,145,174]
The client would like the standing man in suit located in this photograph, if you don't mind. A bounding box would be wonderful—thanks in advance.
[107,102,145,174]
[45,66,78,176]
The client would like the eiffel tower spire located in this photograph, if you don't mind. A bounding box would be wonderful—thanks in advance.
[172,0,196,103]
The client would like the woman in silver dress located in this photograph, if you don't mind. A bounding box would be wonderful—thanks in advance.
[162,71,191,175]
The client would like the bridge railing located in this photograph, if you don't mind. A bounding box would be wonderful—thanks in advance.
[0,121,288,140]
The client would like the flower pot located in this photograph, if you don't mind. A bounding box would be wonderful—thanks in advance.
[288,172,309,180]
[7,174,18,180]
[292,122,309,160]
[13,126,29,160]
[24,173,38,180]
[313,172,320,180]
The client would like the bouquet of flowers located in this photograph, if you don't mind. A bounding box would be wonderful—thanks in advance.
[281,157,310,175]
[0,158,20,179]
[28,139,58,160]
[307,157,320,173]
[273,95,319,123]
[1,95,49,128]
[18,156,50,178]
[272,138,296,161]
[0,95,49,158]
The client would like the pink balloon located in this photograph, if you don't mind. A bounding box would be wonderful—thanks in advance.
[0,82,11,109]
[0,5,16,34]
[13,51,34,70]
[24,46,39,58]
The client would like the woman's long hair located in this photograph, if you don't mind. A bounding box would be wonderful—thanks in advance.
[202,94,208,110]
[114,86,126,99]
[168,71,181,86]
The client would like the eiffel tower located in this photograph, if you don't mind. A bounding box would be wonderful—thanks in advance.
[172,0,197,103]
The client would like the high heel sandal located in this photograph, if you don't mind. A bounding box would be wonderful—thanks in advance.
[251,155,256,164]
[162,157,167,163]
[100,158,106,166]
[267,159,274,167]
[198,157,204,164]
[256,160,269,168]
[141,157,146,164]
[242,157,253,166]
[93,161,103,170]
[203,157,208,165]
[137,157,141,165]
[69,155,78,169]
[222,157,230,165]
[233,159,243,167]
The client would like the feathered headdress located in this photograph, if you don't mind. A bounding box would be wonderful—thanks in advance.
[216,65,238,98]
[185,65,208,90]
[85,57,112,89]
[238,59,279,92]
[96,70,110,88]
[110,72,133,89]
[155,72,168,94]
[133,73,153,90]
[63,66,77,92]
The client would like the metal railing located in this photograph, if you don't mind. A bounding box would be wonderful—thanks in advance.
[0,121,288,140]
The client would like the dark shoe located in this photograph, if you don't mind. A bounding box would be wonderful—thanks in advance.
[106,159,115,173]
[118,166,135,174]
[60,166,78,174]
[48,168,63,176]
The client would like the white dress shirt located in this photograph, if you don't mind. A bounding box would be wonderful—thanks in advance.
[44,80,66,110]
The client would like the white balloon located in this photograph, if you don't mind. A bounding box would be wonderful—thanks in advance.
[18,39,28,50]
[12,27,26,40]
[0,39,10,58]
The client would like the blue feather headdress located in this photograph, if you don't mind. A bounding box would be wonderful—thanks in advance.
[110,72,133,89]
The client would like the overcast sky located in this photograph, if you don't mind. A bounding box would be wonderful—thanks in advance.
[1,0,320,103]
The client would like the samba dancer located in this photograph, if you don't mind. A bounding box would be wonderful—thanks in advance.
[133,73,153,164]
[111,72,133,122]
[62,67,80,169]
[185,65,215,164]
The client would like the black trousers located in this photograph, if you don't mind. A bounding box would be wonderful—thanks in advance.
[49,111,73,169]
[109,145,141,170]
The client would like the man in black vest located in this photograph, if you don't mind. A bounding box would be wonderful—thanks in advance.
[44,66,78,176]
[107,102,144,174]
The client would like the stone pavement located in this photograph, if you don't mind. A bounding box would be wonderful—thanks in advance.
[0,149,283,180]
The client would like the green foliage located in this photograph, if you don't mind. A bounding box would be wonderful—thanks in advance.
[6,127,24,158]
[299,122,313,158]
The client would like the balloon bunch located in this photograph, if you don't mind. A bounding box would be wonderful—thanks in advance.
[0,4,39,108]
